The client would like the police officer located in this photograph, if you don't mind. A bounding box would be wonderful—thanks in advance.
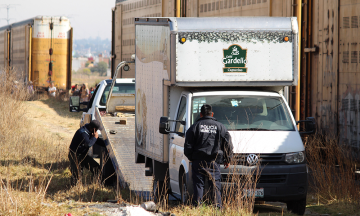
[69,120,107,185]
[184,104,233,208]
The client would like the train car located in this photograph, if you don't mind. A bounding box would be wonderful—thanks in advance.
[0,25,10,75]
[10,18,33,83]
[111,0,360,150]
[31,16,73,91]
[0,16,73,91]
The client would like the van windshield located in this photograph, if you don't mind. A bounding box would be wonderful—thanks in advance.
[191,95,295,131]
[99,83,135,106]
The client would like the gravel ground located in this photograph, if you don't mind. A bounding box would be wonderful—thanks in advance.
[83,204,157,216]
[62,202,173,216]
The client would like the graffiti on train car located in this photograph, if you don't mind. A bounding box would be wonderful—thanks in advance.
[339,87,360,149]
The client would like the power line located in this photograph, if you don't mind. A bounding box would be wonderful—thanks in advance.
[0,4,19,25]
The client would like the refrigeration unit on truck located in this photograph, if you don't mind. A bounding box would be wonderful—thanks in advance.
[134,17,315,215]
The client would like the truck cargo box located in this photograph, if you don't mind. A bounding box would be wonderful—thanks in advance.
[135,17,299,163]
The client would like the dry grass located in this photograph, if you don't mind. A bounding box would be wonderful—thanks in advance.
[302,134,360,216]
[305,134,360,204]
[0,72,116,215]
[151,160,262,216]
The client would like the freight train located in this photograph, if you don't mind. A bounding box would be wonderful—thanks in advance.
[0,16,73,91]
[110,0,360,150]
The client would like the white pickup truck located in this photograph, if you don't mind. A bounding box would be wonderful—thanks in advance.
[69,77,153,191]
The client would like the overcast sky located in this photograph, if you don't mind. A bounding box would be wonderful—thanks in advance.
[0,0,115,40]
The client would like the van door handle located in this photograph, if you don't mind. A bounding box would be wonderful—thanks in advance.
[171,137,174,140]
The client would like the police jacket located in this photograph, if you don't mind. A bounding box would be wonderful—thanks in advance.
[69,124,106,155]
[184,116,233,164]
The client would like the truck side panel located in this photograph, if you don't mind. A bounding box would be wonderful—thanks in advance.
[135,24,171,163]
[174,17,298,86]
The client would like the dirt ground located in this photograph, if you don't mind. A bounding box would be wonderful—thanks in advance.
[26,98,81,141]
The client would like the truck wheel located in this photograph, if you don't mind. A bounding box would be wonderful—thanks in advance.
[286,198,306,215]
[180,175,189,205]
[152,179,167,203]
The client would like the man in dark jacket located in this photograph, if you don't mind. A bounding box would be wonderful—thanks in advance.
[69,120,107,185]
[184,104,233,208]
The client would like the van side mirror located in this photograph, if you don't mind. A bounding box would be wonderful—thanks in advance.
[159,116,186,135]
[69,96,80,112]
[297,117,316,134]
[305,117,316,133]
[159,116,170,134]
[69,96,89,112]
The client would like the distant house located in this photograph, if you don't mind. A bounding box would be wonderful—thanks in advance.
[98,53,110,66]
[72,57,88,71]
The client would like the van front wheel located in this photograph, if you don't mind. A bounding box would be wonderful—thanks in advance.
[286,197,306,215]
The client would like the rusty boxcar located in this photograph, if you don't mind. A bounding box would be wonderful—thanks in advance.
[111,0,360,149]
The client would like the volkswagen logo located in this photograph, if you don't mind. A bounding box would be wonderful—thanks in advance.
[246,154,259,166]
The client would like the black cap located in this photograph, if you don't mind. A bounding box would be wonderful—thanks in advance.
[89,120,103,130]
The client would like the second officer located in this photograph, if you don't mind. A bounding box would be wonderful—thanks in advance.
[184,104,233,208]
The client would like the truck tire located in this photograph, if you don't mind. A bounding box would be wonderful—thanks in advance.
[152,179,167,203]
[286,198,306,215]
[180,174,189,205]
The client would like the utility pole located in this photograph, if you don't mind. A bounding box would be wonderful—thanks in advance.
[0,4,19,25]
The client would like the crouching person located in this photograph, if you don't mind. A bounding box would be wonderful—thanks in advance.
[184,104,233,209]
[69,120,106,186]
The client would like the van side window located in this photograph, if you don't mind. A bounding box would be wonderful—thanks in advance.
[175,96,186,133]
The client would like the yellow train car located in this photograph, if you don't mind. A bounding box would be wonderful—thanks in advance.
[0,16,73,90]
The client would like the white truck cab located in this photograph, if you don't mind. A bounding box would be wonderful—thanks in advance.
[167,90,310,211]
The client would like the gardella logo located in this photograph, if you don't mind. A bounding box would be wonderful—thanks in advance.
[222,44,248,73]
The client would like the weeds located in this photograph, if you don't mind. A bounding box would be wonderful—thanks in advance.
[151,159,262,215]
[306,134,360,204]
[0,72,115,215]
[222,159,262,215]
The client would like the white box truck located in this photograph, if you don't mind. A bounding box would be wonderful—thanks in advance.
[134,17,315,215]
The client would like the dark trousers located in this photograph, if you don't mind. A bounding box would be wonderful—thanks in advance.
[192,160,222,208]
[68,151,100,185]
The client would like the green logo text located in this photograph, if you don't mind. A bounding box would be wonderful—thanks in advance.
[222,44,248,73]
